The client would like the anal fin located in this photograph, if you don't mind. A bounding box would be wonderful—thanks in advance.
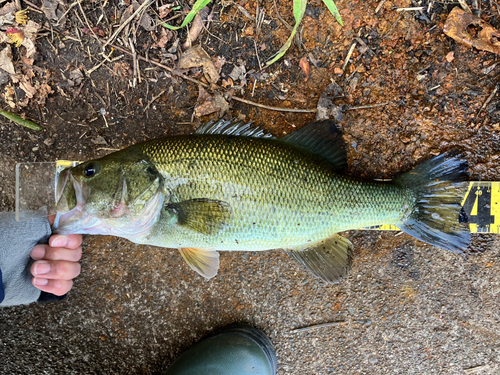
[286,234,353,283]
[179,248,220,279]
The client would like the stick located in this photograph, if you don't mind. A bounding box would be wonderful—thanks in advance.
[291,321,345,333]
[143,90,166,113]
[104,0,152,48]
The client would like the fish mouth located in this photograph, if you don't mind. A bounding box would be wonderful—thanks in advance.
[53,169,93,234]
[53,170,164,238]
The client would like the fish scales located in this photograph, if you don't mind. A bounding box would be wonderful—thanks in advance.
[139,135,409,251]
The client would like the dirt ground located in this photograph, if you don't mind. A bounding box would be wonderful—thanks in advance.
[0,0,499,374]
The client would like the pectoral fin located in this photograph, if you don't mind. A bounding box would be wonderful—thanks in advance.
[165,199,231,235]
[286,234,354,283]
[179,247,220,279]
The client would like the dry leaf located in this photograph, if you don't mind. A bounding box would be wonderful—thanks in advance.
[158,4,173,19]
[178,46,220,84]
[22,20,41,58]
[18,75,36,98]
[183,7,209,49]
[213,56,226,74]
[194,86,229,117]
[0,46,15,75]
[4,85,15,108]
[41,0,59,21]
[446,51,455,62]
[113,62,131,78]
[444,7,500,55]
[299,56,310,81]
[36,83,53,105]
[229,64,246,86]
[316,83,344,121]
[151,28,173,49]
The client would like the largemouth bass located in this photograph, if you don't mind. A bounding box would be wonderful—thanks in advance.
[54,119,470,282]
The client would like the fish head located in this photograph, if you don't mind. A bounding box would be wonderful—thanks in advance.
[54,152,164,237]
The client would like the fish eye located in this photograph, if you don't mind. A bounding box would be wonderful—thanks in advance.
[84,163,97,177]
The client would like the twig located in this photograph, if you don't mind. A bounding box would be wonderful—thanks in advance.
[23,0,42,11]
[104,0,152,48]
[234,3,253,20]
[143,90,166,113]
[56,0,83,26]
[375,0,387,14]
[291,321,345,333]
[78,1,101,44]
[273,0,293,31]
[396,7,424,12]
[254,39,262,71]
[347,102,389,111]
[342,42,357,72]
[87,54,123,75]
[478,85,498,115]
[129,38,138,88]
[232,96,316,113]
[464,364,491,374]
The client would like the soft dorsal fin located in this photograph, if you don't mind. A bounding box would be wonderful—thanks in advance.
[281,120,347,172]
[195,118,275,139]
[165,199,231,235]
[286,234,353,283]
[179,248,220,279]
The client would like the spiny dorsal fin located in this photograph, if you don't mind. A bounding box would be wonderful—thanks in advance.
[286,234,353,283]
[179,248,220,279]
[195,118,275,139]
[165,199,231,235]
[281,120,347,172]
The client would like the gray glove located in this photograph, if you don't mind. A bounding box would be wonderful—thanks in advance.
[0,212,51,306]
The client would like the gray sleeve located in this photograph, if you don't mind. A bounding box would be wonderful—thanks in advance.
[0,212,51,307]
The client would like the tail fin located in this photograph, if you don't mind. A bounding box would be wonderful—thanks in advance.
[395,151,470,253]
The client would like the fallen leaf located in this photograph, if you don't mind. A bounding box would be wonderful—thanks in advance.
[245,26,254,36]
[0,46,15,75]
[91,136,108,145]
[132,0,155,31]
[222,77,233,88]
[158,4,173,19]
[446,51,455,62]
[22,20,41,58]
[92,27,106,37]
[36,83,53,105]
[229,64,247,86]
[212,56,226,74]
[183,6,209,49]
[299,56,310,81]
[151,28,173,49]
[316,83,344,121]
[17,75,36,98]
[178,46,220,84]
[444,7,500,55]
[68,68,84,86]
[113,62,131,78]
[41,0,58,21]
[194,86,229,117]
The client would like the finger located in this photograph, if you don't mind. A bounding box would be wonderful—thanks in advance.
[49,234,83,249]
[32,278,73,296]
[31,260,81,280]
[48,214,55,225]
[30,245,82,262]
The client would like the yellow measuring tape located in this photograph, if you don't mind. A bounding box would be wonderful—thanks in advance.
[365,182,499,233]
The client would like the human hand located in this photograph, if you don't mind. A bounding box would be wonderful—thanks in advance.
[30,215,83,296]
